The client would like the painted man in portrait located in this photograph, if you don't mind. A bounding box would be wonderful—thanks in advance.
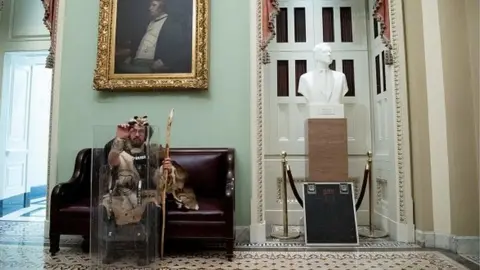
[115,0,193,74]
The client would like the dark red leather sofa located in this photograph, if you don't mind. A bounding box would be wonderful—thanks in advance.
[49,147,236,260]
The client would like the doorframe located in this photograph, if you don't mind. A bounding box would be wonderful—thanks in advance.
[45,0,65,233]
[249,0,415,243]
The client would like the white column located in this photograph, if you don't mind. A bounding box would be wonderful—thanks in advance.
[420,0,451,235]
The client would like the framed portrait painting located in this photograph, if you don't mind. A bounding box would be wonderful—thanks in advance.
[93,0,209,91]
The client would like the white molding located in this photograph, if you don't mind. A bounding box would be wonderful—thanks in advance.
[416,230,480,255]
[46,0,66,232]
[390,0,415,242]
[249,0,266,243]
[250,0,415,243]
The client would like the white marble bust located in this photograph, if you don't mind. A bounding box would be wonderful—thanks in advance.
[298,43,349,105]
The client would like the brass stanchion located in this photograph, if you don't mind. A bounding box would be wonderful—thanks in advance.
[271,151,301,240]
[359,151,388,238]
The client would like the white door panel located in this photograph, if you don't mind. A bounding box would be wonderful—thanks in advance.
[1,54,31,199]
[368,0,396,232]
[313,0,368,51]
[269,0,315,52]
[331,51,371,154]
[0,52,48,200]
[265,51,314,155]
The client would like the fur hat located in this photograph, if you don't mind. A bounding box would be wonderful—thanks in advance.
[128,116,154,139]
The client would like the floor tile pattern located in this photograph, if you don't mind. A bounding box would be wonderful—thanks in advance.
[462,254,480,265]
[0,244,472,270]
[0,220,478,269]
[0,220,420,250]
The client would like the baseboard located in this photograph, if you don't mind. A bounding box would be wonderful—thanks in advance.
[374,210,413,242]
[235,226,250,243]
[265,210,372,226]
[249,222,266,243]
[0,193,29,217]
[415,229,480,255]
[30,185,47,200]
[44,220,50,239]
[0,185,47,217]
[356,209,370,226]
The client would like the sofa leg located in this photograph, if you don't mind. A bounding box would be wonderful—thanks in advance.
[226,239,234,261]
[49,233,60,256]
[81,236,90,253]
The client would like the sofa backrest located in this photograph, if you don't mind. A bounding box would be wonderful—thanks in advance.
[169,148,234,198]
[87,147,235,199]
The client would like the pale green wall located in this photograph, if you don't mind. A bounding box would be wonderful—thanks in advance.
[57,0,251,225]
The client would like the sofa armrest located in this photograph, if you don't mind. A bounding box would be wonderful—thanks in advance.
[50,148,90,211]
[50,182,76,212]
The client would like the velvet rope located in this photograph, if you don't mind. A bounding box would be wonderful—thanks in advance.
[261,0,279,65]
[41,0,57,68]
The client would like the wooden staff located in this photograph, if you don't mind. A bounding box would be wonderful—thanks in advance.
[160,109,174,259]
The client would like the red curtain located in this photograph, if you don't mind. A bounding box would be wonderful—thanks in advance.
[41,0,57,68]
[373,0,391,49]
[261,0,279,64]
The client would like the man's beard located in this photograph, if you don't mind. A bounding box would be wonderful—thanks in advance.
[131,138,143,148]
[125,138,145,154]
[131,138,143,147]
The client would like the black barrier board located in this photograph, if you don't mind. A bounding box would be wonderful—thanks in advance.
[303,183,359,245]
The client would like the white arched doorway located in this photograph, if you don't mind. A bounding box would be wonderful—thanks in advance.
[249,0,414,243]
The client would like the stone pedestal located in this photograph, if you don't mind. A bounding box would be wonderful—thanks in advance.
[308,104,345,119]
[305,118,348,182]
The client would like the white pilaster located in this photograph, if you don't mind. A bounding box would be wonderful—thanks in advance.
[421,0,451,235]
[46,0,66,237]
[390,0,415,243]
[249,0,266,243]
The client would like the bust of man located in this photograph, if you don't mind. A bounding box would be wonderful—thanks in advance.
[298,43,349,105]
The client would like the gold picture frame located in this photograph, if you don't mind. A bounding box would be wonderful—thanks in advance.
[93,0,209,91]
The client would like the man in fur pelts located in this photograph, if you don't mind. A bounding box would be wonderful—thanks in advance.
[99,116,198,266]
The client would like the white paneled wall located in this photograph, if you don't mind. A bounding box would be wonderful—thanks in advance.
[0,0,50,51]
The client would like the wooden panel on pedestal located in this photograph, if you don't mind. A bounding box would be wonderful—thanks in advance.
[305,118,348,182]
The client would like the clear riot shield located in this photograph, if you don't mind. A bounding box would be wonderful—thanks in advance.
[90,124,160,268]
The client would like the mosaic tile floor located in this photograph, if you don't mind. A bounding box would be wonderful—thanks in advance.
[0,245,474,270]
[0,219,478,269]
[463,254,480,265]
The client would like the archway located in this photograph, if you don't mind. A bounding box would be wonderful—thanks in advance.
[249,0,414,243]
